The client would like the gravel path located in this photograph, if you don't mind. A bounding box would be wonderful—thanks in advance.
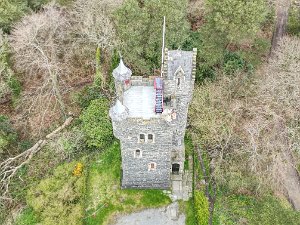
[112,202,185,225]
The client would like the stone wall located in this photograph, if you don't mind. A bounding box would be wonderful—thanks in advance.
[114,118,174,188]
[110,48,197,189]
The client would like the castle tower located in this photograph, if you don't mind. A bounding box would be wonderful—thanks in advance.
[109,48,197,194]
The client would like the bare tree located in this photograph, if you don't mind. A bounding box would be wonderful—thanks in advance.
[0,116,73,205]
[71,0,122,87]
[10,4,70,128]
[189,36,300,209]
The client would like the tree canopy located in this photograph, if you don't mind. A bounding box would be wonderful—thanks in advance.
[114,0,190,75]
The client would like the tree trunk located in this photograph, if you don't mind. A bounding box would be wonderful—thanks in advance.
[50,71,66,118]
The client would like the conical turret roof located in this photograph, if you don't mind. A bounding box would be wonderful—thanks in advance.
[109,100,129,121]
[112,59,132,81]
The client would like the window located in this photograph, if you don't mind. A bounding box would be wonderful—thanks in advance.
[139,134,145,143]
[172,163,180,175]
[177,78,181,86]
[148,134,154,143]
[148,162,157,171]
[135,149,141,158]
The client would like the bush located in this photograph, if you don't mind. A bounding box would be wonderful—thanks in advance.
[79,98,113,149]
[194,191,209,225]
[0,0,27,33]
[26,161,86,225]
[0,115,17,155]
[0,30,21,100]
[214,193,300,224]
[223,51,245,75]
[287,6,300,37]
[75,86,104,109]
[196,64,216,83]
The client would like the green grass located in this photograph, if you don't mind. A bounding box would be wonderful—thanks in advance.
[15,207,39,225]
[83,141,171,225]
[213,193,300,225]
[184,134,194,170]
[181,199,198,225]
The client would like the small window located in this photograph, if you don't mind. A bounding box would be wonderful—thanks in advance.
[135,149,141,158]
[148,134,154,143]
[139,134,145,143]
[177,78,181,86]
[148,162,157,171]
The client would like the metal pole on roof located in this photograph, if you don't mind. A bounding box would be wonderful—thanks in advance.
[160,16,166,78]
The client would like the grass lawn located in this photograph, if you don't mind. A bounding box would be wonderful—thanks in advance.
[83,141,171,225]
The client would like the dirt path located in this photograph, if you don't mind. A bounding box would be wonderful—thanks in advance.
[277,152,300,210]
[111,202,185,225]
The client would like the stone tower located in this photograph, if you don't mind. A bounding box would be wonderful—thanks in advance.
[109,48,197,191]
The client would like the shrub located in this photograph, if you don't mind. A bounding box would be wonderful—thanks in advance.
[223,51,245,75]
[194,191,209,225]
[79,98,113,149]
[287,6,300,37]
[26,161,86,225]
[0,115,17,155]
[48,128,86,159]
[196,64,216,83]
[75,86,104,109]
[0,30,21,101]
[0,0,27,33]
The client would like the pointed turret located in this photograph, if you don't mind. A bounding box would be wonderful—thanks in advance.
[112,59,132,81]
[109,100,129,122]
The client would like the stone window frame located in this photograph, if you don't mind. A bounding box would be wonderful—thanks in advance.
[174,66,185,89]
[134,149,142,158]
[148,162,157,171]
[139,133,146,143]
[147,133,155,143]
[138,133,155,143]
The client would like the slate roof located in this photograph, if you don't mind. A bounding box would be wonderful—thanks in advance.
[167,50,193,79]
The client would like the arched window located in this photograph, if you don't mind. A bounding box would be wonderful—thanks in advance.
[174,66,184,89]
[135,149,141,158]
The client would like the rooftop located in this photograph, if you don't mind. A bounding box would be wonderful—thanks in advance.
[123,86,160,119]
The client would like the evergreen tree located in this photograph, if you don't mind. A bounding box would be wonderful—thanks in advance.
[114,0,190,75]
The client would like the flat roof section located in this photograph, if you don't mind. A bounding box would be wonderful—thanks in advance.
[123,86,160,119]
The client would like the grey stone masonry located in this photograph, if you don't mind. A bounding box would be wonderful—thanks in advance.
[109,48,197,189]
